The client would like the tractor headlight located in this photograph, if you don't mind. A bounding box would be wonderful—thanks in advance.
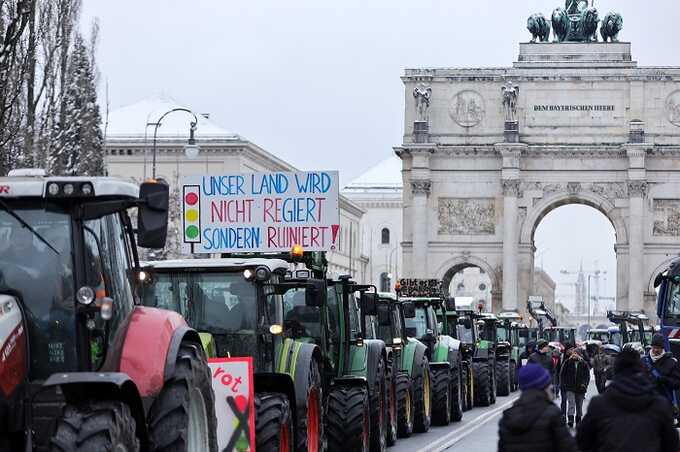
[63,183,74,196]
[47,183,60,196]
[81,182,93,196]
[243,269,254,280]
[76,286,95,305]
[255,266,271,281]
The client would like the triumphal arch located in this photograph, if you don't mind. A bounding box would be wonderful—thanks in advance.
[397,1,680,315]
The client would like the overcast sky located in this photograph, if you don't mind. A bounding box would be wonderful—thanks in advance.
[80,0,679,305]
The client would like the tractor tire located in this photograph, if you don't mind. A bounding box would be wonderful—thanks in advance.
[148,341,217,452]
[326,386,370,452]
[509,361,518,392]
[489,364,497,405]
[430,367,451,426]
[472,362,492,407]
[50,400,139,452]
[412,356,432,433]
[496,360,511,397]
[369,357,387,452]
[296,359,323,452]
[395,373,414,438]
[255,392,293,452]
[385,360,398,447]
[451,368,463,422]
[460,364,471,412]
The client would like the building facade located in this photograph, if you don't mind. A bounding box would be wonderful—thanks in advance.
[104,95,367,280]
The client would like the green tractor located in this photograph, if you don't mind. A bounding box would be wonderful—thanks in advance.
[363,293,432,441]
[496,312,523,394]
[438,299,474,413]
[140,254,390,452]
[454,301,496,407]
[397,279,464,427]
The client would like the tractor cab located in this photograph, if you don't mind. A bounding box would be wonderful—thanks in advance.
[543,327,576,347]
[587,328,610,344]
[606,310,650,350]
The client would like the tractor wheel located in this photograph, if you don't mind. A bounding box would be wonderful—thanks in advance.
[326,386,370,452]
[472,362,492,407]
[148,341,217,452]
[430,367,451,426]
[385,362,398,447]
[295,359,323,452]
[395,373,414,438]
[50,400,139,452]
[490,365,497,404]
[369,357,387,452]
[255,392,293,452]
[509,361,518,392]
[496,360,511,397]
[460,364,470,412]
[412,356,432,433]
[451,368,463,422]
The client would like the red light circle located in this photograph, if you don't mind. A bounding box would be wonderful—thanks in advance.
[185,192,199,205]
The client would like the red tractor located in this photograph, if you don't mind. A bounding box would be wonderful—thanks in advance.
[0,170,216,452]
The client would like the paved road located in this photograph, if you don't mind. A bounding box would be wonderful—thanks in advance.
[392,379,598,452]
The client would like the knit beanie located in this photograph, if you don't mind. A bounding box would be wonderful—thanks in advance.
[518,363,551,391]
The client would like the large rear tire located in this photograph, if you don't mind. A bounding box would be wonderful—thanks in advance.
[472,362,492,407]
[451,368,463,422]
[412,357,431,433]
[509,361,517,392]
[489,363,497,405]
[395,373,414,438]
[296,359,323,452]
[369,357,387,452]
[385,361,398,447]
[431,367,451,426]
[148,341,217,452]
[326,386,370,452]
[50,400,139,452]
[496,360,511,397]
[255,392,293,452]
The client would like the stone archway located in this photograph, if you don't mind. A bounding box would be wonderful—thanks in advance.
[437,255,502,311]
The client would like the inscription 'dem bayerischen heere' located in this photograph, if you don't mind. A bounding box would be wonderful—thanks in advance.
[533,104,615,112]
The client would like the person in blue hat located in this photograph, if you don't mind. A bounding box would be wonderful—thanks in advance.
[498,363,576,452]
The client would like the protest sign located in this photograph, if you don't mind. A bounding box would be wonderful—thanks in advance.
[181,171,340,253]
[208,357,255,452]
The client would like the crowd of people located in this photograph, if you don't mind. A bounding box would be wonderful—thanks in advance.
[499,333,680,452]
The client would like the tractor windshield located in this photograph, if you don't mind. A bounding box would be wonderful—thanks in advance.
[0,202,76,379]
[663,279,680,318]
[587,331,609,343]
[497,325,509,342]
[518,329,529,347]
[404,306,430,338]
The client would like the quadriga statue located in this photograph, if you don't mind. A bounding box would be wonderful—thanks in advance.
[551,8,570,42]
[578,7,599,42]
[600,12,623,42]
[527,13,551,42]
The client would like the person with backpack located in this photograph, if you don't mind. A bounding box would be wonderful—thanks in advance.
[577,348,678,452]
[498,363,577,452]
[643,333,680,417]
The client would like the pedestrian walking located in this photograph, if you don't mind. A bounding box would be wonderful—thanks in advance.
[498,363,577,452]
[560,345,590,427]
[592,344,608,393]
[529,339,553,373]
[643,333,680,415]
[576,348,678,452]
[518,341,535,371]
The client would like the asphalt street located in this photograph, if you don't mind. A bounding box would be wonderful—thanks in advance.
[391,378,598,452]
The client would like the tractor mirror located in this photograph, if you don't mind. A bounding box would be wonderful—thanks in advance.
[654,273,666,288]
[305,280,325,307]
[402,302,416,318]
[360,292,378,316]
[445,298,457,312]
[405,327,417,338]
[377,306,391,326]
[137,181,169,249]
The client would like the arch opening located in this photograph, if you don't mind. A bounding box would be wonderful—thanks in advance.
[443,263,494,312]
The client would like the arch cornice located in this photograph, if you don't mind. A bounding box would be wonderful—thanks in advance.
[519,191,628,245]
[436,254,501,292]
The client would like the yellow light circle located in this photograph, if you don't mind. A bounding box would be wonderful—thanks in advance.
[185,209,198,222]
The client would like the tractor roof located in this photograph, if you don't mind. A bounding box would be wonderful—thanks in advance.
[587,328,609,333]
[378,292,397,301]
[143,258,290,273]
[498,311,521,321]
[0,172,140,199]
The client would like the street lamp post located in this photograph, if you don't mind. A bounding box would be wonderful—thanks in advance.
[151,108,200,179]
[587,274,593,328]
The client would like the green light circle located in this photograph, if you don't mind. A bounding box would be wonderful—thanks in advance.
[185,225,199,239]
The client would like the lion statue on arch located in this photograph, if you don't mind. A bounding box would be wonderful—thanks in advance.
[600,12,623,42]
[527,13,551,43]
[551,8,570,42]
[578,7,599,42]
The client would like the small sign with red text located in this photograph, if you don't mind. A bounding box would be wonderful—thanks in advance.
[208,357,255,452]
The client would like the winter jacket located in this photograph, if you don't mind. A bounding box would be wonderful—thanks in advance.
[517,342,535,370]
[560,355,590,394]
[576,370,678,452]
[498,389,577,452]
[592,351,609,374]
[529,351,553,374]
[643,352,680,402]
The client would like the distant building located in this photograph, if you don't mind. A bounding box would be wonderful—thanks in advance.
[104,95,368,280]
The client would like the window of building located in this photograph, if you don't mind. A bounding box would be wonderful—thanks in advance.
[381,228,390,245]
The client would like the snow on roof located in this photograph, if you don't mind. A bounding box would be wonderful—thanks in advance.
[105,95,240,140]
[344,154,403,190]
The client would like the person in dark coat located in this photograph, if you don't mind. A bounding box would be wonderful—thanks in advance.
[498,363,577,452]
[643,333,680,411]
[518,341,535,370]
[560,346,590,427]
[529,339,553,373]
[576,348,679,452]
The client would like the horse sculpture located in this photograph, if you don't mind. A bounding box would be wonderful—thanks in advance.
[551,8,571,42]
[527,13,551,43]
[600,12,623,42]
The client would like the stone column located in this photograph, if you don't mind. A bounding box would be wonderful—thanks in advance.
[502,179,520,311]
[627,179,647,311]
[410,179,431,277]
